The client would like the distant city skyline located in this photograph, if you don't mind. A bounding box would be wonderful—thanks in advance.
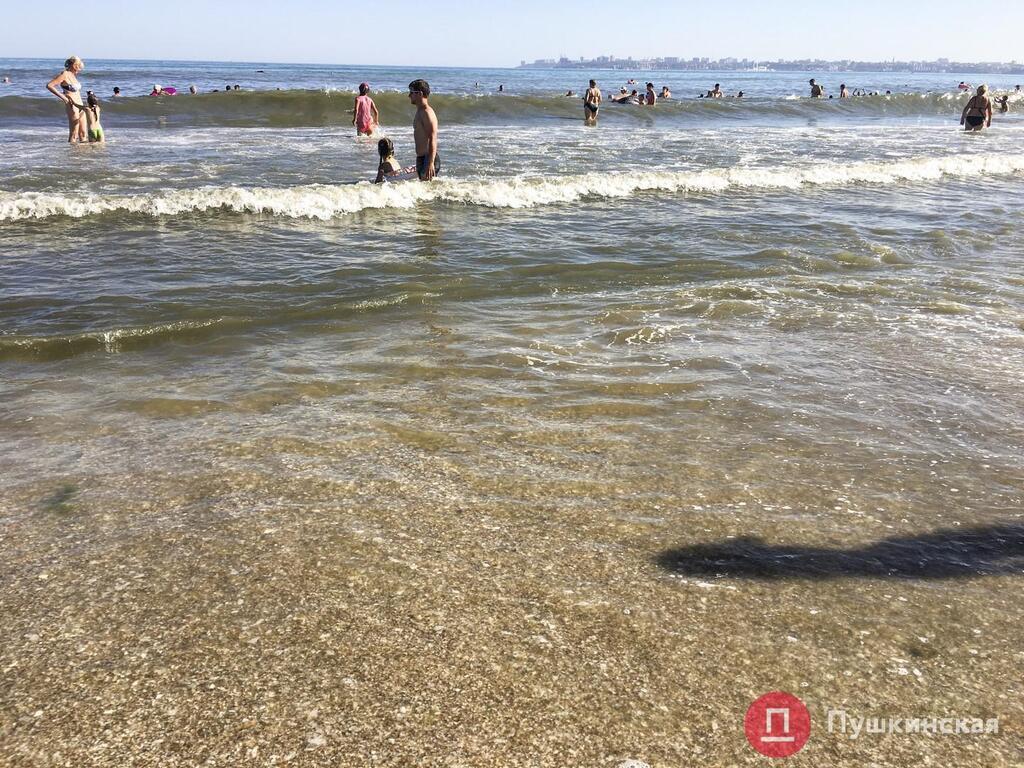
[519,55,1024,75]
[3,0,1024,68]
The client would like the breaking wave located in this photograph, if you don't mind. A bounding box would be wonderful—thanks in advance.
[3,153,1024,223]
[2,89,1021,127]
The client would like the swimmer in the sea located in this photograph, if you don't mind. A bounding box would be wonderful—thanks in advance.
[840,83,850,98]
[809,79,825,98]
[960,84,992,132]
[996,95,1009,114]
[584,79,601,124]
[660,86,671,99]
[353,82,380,136]
[645,82,657,105]
[79,91,105,142]
[710,83,723,98]
[374,137,416,183]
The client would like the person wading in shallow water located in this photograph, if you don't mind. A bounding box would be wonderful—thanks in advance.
[960,85,993,132]
[584,79,601,125]
[46,56,86,143]
[408,79,439,181]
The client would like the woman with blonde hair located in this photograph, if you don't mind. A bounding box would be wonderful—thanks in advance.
[46,56,87,143]
[960,84,993,132]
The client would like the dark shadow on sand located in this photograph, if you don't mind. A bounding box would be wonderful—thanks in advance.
[656,524,1024,580]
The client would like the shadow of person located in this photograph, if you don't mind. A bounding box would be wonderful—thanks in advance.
[655,523,1024,580]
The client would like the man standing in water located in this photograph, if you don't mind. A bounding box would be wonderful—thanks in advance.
[409,79,439,181]
[809,79,825,98]
[584,79,601,125]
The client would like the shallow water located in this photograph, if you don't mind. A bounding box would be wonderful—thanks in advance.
[1,60,1023,766]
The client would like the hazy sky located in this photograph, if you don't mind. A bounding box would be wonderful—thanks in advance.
[2,0,1021,67]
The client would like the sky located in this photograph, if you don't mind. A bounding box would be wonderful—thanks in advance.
[2,0,1022,68]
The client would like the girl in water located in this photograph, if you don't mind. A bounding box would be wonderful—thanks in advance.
[46,56,86,143]
[373,138,416,183]
[353,83,380,136]
[79,91,105,143]
[960,85,993,132]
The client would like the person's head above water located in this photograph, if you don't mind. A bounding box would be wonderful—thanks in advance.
[589,79,596,88]
[377,137,394,161]
[977,84,989,95]
[86,90,99,108]
[809,78,816,85]
[113,87,120,95]
[408,79,431,104]
[359,82,370,95]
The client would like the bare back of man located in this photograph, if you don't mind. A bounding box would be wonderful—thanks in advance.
[584,80,601,125]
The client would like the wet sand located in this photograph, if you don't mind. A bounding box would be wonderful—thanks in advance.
[2,428,1022,767]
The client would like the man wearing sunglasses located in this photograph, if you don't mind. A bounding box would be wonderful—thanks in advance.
[408,79,440,181]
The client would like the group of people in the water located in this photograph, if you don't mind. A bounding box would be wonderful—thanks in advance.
[43,55,1024,148]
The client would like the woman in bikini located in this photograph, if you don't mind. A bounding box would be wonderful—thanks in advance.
[46,56,86,143]
[960,85,993,132]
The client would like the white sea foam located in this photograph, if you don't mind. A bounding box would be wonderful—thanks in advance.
[3,153,1024,223]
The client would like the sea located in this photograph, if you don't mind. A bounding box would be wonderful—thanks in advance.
[1,58,1023,766]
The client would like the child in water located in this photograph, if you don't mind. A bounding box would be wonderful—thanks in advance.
[373,138,416,183]
[77,91,105,142]
[353,83,380,136]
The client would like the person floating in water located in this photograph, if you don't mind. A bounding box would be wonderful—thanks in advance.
[374,137,416,183]
[409,79,439,181]
[584,79,601,124]
[353,82,380,136]
[809,79,825,98]
[960,84,992,132]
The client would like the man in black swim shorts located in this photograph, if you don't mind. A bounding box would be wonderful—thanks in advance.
[409,78,440,181]
[416,153,441,181]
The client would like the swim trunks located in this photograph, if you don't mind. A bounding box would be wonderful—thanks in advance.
[416,153,441,180]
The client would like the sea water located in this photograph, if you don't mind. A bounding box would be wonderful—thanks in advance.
[1,58,1022,766]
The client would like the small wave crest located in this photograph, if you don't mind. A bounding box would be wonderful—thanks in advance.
[4,153,1024,224]
[1,89,1018,128]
